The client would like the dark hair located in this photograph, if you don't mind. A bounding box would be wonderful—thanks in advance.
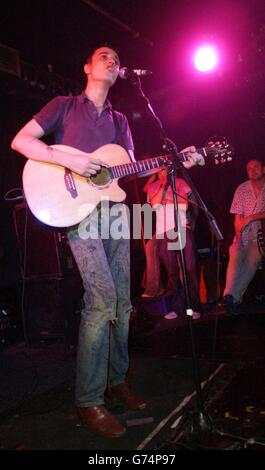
[246,159,264,167]
[85,43,120,64]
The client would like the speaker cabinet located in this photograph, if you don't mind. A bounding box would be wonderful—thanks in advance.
[23,280,65,340]
[13,203,65,280]
[13,204,83,342]
[23,277,82,342]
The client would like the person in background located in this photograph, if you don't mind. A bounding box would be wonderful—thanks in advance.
[223,159,265,314]
[142,167,201,320]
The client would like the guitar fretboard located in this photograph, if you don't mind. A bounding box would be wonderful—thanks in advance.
[110,148,207,179]
[110,155,169,178]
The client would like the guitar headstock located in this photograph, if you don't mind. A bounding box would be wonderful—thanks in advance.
[204,136,234,165]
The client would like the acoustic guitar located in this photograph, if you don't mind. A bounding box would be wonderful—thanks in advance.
[22,138,233,228]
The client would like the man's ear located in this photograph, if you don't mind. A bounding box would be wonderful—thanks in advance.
[84,63,91,76]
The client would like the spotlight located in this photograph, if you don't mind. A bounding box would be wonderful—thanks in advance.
[193,45,218,72]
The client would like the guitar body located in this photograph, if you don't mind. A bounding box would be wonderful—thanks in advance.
[22,144,130,227]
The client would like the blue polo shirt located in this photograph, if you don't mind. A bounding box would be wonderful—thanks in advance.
[34,91,134,153]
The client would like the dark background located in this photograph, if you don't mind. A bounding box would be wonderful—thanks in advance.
[1,0,265,301]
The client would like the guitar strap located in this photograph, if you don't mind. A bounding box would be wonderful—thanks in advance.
[112,110,134,162]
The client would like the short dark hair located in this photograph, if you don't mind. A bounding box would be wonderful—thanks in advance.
[85,43,120,64]
[246,159,264,167]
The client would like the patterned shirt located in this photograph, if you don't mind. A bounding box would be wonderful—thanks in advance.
[230,180,265,244]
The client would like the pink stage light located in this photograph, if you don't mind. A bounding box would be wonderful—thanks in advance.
[193,46,218,72]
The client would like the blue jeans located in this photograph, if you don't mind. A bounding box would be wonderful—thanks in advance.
[224,239,262,303]
[67,204,132,407]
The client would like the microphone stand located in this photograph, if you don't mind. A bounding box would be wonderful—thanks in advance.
[166,145,214,438]
[129,74,213,439]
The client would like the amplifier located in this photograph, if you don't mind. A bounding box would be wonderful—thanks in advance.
[13,203,78,280]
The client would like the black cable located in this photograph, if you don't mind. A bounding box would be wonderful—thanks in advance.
[3,188,24,202]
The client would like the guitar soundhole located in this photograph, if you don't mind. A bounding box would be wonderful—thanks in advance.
[89,166,112,187]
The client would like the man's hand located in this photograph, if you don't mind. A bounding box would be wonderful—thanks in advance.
[234,214,252,241]
[181,146,205,169]
[67,154,102,177]
[237,215,252,233]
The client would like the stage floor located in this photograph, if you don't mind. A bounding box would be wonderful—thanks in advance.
[1,302,265,451]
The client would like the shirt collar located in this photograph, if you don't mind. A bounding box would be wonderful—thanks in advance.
[77,91,112,111]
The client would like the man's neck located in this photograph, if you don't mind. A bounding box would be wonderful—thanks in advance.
[251,176,265,195]
[84,82,109,108]
[251,176,265,187]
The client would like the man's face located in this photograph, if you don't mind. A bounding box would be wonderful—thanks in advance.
[246,160,264,181]
[84,47,120,86]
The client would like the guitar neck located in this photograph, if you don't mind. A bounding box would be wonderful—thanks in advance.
[110,148,207,178]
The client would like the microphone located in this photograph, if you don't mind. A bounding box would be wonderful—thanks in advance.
[119,67,152,79]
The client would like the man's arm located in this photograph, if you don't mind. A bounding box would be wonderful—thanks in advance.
[234,214,243,240]
[235,211,265,234]
[150,179,189,210]
[149,182,168,206]
[143,174,157,193]
[11,119,101,176]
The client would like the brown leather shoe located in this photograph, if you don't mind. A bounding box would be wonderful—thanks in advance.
[77,405,126,437]
[107,383,146,410]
